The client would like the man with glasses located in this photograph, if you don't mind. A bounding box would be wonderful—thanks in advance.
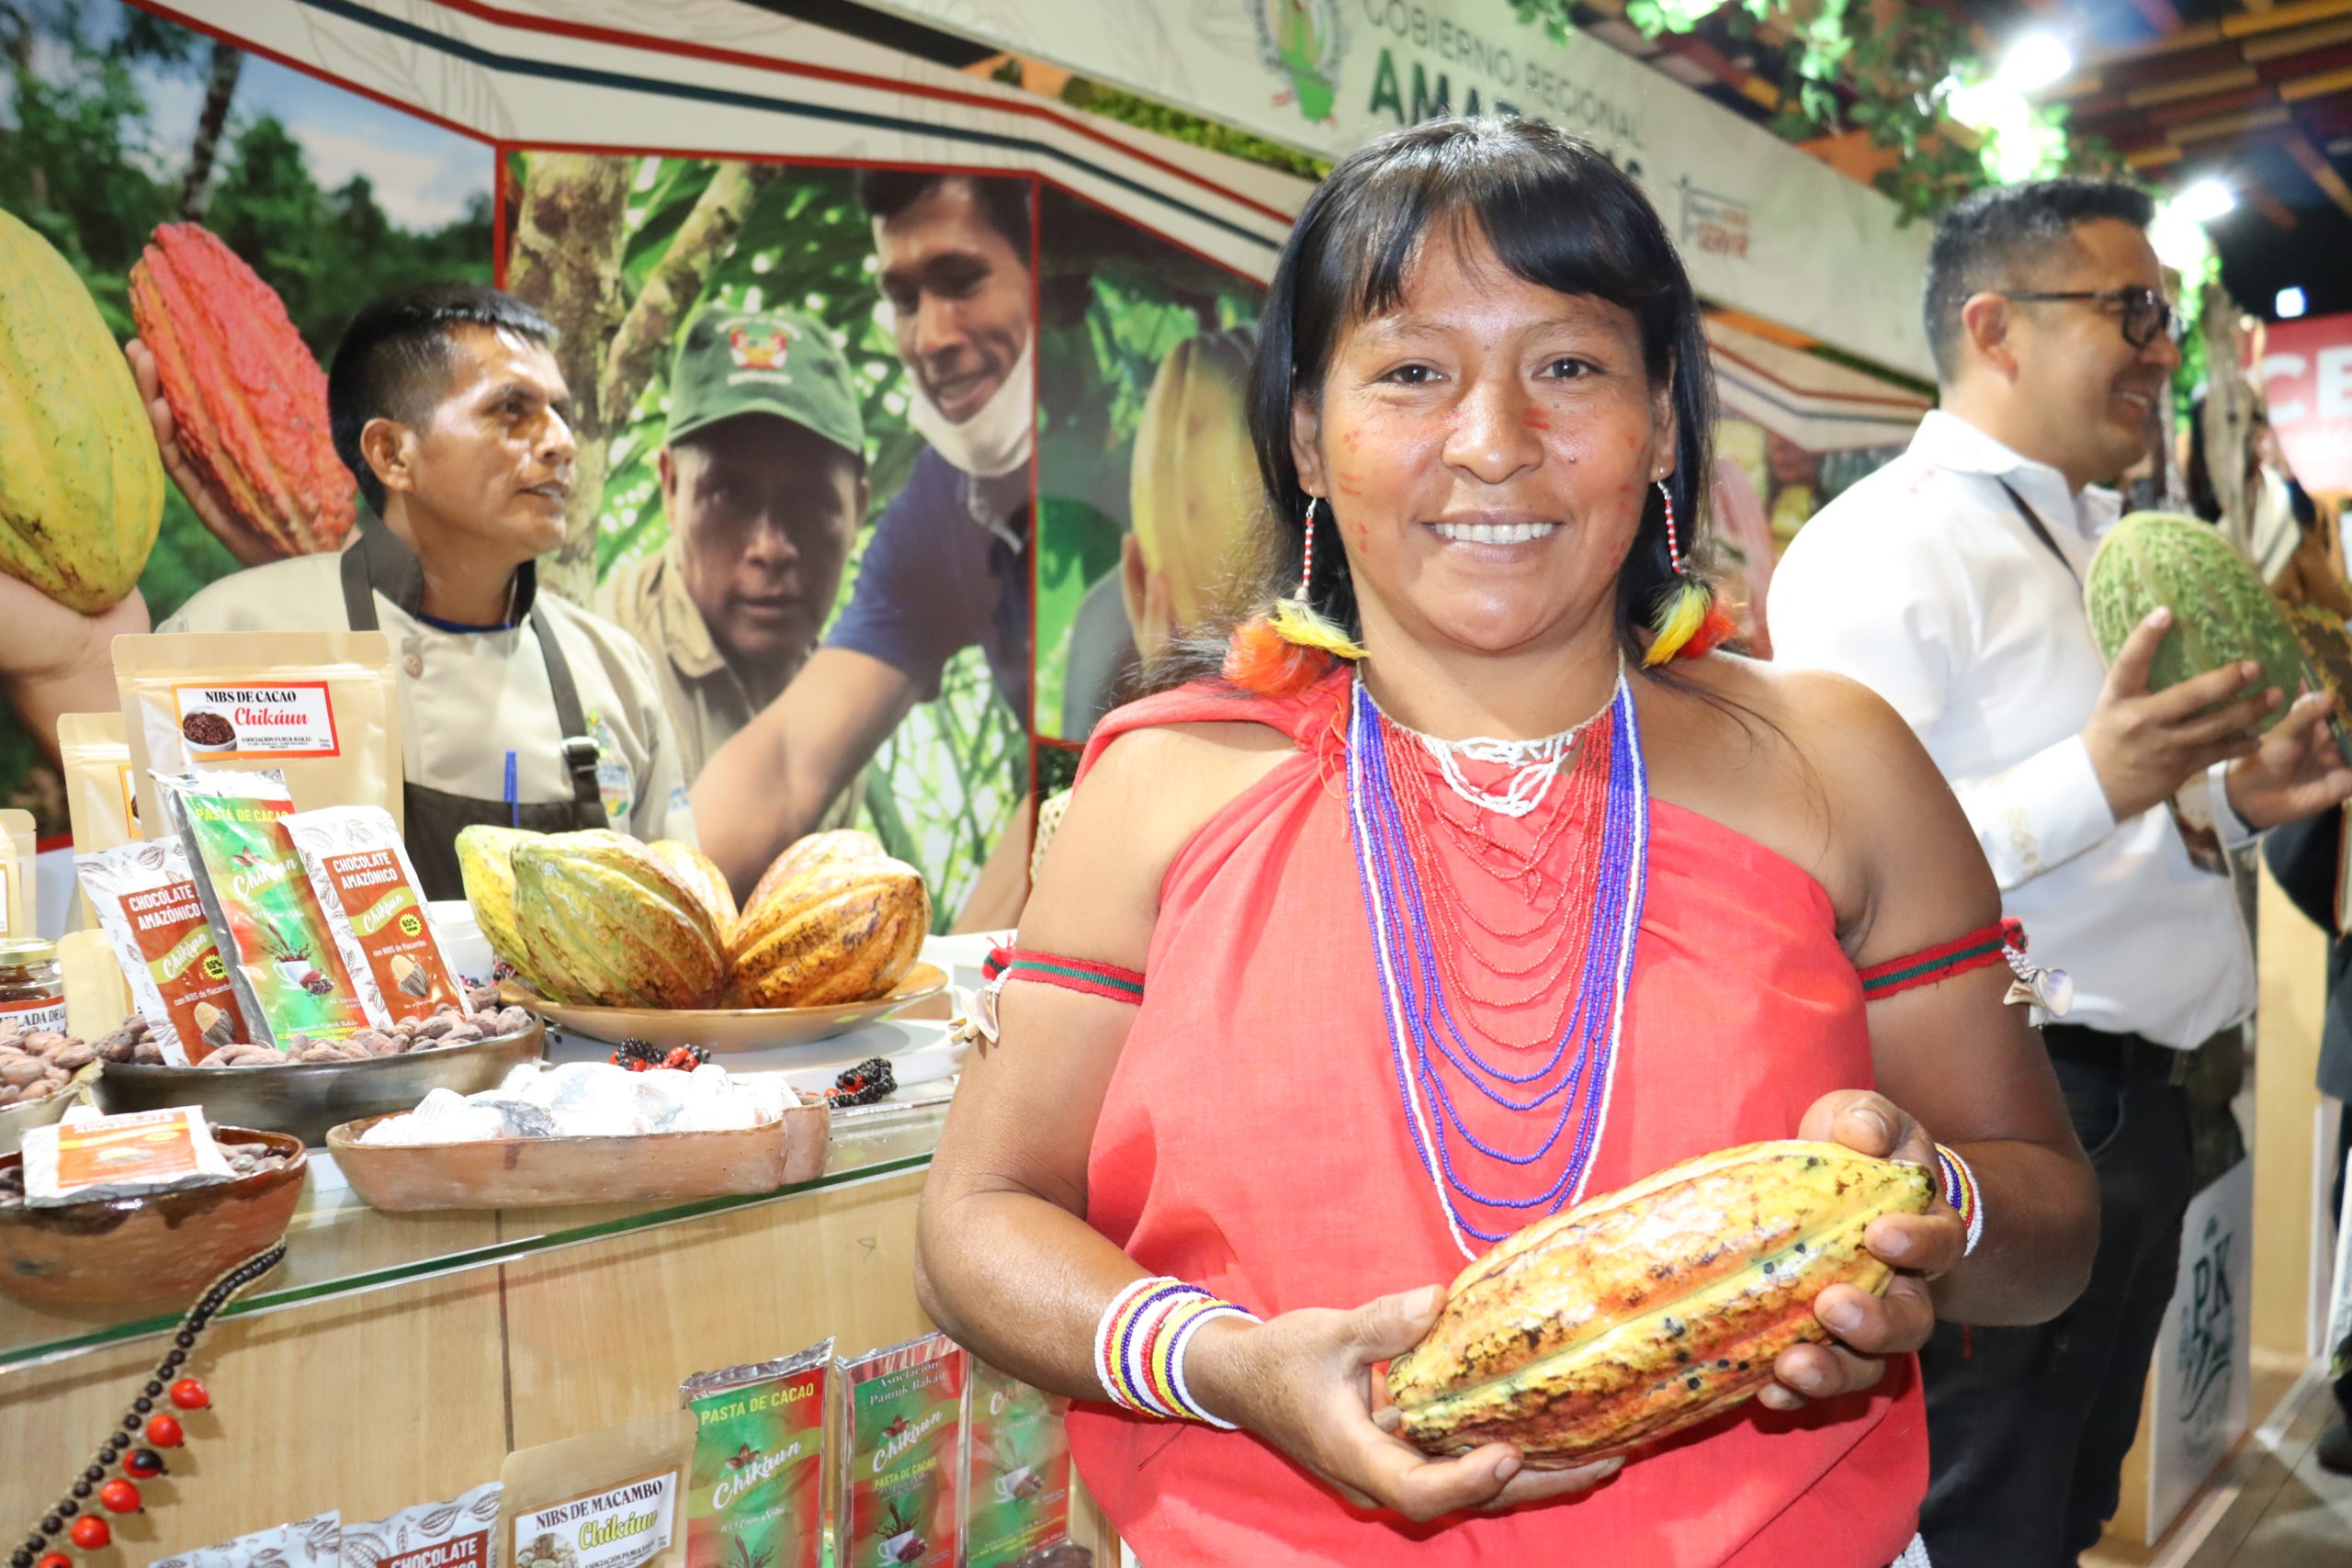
[1773,179,2352,1565]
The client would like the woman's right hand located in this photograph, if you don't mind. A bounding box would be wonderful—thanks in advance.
[1188,1284,1624,1523]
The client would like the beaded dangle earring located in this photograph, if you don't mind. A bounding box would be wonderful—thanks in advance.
[1225,496,1368,694]
[1642,477,1734,665]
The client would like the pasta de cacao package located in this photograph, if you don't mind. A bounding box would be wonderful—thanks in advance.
[839,1333,967,1568]
[498,1411,692,1568]
[285,806,469,1027]
[679,1339,831,1568]
[344,1482,503,1568]
[964,1362,1085,1568]
[160,771,370,1051]
[116,630,402,838]
[77,838,246,1063]
[59,711,137,929]
[0,808,33,939]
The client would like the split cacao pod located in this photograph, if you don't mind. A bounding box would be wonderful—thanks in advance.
[513,832,728,1010]
[2086,511,2308,735]
[1387,1140,1935,1467]
[732,832,929,1008]
[647,838,738,942]
[0,208,164,612]
[129,222,356,557]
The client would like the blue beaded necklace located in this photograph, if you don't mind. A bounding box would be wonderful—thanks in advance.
[1345,672,1650,1258]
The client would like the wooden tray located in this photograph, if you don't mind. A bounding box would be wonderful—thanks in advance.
[325,1102,830,1212]
[499,962,948,1052]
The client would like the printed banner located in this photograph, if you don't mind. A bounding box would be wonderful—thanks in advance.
[2141,1157,2255,1540]
[2257,312,2352,497]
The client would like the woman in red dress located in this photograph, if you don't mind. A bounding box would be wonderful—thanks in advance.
[917,118,2097,1565]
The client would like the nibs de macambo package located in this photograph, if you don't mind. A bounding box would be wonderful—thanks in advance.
[284,805,469,1027]
[115,629,402,835]
[76,836,245,1063]
[160,770,371,1051]
[499,1411,693,1568]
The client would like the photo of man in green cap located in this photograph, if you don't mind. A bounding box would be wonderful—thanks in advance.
[596,304,868,827]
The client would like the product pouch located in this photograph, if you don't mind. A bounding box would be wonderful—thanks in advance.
[21,1104,234,1205]
[116,630,402,838]
[60,928,135,1042]
[154,1511,342,1568]
[60,710,137,929]
[499,1411,693,1568]
[284,806,468,1027]
[838,1333,967,1568]
[78,837,246,1063]
[0,808,32,939]
[679,1339,831,1568]
[160,770,370,1050]
[964,1362,1083,1568]
[345,1481,503,1568]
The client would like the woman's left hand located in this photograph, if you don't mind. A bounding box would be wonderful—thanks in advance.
[1757,1089,1965,1414]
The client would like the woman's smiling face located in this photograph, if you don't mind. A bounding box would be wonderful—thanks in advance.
[1291,224,1676,661]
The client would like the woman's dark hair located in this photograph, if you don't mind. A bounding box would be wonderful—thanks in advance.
[1149,116,1716,690]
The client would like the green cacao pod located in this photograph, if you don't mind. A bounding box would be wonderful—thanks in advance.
[0,207,164,612]
[2085,512,2309,731]
[513,832,728,1010]
[130,222,356,556]
[1387,1140,1935,1467]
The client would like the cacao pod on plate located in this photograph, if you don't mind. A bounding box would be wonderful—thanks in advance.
[732,847,929,1009]
[743,828,890,913]
[2086,511,2309,733]
[0,208,165,612]
[130,222,356,557]
[514,832,727,1009]
[647,838,738,941]
[455,825,540,982]
[1386,1140,1935,1466]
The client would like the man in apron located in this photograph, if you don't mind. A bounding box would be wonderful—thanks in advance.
[152,283,694,897]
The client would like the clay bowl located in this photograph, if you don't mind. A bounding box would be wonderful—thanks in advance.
[0,1063,98,1157]
[0,1128,306,1308]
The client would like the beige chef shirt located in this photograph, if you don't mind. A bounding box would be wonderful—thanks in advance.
[161,549,695,844]
[594,544,860,830]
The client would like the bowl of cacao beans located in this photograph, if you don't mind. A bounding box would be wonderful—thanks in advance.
[93,1000,548,1146]
[0,1028,100,1156]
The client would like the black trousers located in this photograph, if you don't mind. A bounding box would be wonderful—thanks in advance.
[1916,1043,2195,1568]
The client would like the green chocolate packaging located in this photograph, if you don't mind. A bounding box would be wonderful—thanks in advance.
[963,1362,1081,1568]
[679,1338,831,1568]
[838,1333,967,1568]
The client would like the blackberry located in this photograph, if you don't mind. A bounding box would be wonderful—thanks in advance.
[825,1056,896,1107]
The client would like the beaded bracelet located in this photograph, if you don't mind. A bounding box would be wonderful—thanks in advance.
[1934,1144,1984,1258]
[1092,1275,1257,1429]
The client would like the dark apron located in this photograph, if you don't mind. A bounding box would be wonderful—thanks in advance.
[340,535,607,901]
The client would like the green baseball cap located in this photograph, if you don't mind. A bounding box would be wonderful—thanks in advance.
[662,304,865,458]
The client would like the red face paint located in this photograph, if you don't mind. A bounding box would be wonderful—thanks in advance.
[1522,409,1553,432]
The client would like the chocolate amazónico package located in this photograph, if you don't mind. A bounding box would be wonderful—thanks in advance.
[499,1411,692,1568]
[679,1339,831,1568]
[838,1333,967,1568]
[154,1509,342,1568]
[344,1481,503,1568]
[77,837,245,1062]
[284,805,468,1027]
[964,1362,1086,1568]
[160,770,370,1051]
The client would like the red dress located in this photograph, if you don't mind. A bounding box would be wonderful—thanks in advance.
[1063,670,1926,1566]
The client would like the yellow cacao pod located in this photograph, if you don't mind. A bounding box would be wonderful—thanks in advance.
[456,825,540,982]
[731,854,930,1008]
[1387,1140,1935,1467]
[647,838,738,942]
[743,828,890,914]
[514,832,728,1009]
[1129,328,1258,639]
[0,208,164,612]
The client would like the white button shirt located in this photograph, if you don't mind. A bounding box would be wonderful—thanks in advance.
[1770,410,2254,1049]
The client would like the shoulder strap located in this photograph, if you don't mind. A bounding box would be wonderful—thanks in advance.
[1994,479,2082,588]
[529,604,604,809]
[1076,670,1347,787]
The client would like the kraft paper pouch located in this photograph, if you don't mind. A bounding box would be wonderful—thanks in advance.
[344,1482,503,1568]
[839,1333,967,1568]
[116,630,402,838]
[160,770,369,1051]
[0,808,33,939]
[78,837,246,1062]
[59,710,137,930]
[500,1411,692,1568]
[679,1339,831,1568]
[284,806,469,1027]
[964,1361,1084,1568]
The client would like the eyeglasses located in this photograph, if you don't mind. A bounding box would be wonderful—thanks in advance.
[2000,287,2181,350]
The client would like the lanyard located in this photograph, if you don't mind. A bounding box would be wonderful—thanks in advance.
[1995,479,2082,588]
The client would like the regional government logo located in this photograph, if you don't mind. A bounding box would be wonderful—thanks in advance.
[726,320,793,374]
[1251,0,1343,125]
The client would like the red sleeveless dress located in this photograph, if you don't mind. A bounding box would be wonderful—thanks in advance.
[1062,669,1926,1566]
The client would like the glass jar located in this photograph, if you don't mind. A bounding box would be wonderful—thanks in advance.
[0,938,66,1035]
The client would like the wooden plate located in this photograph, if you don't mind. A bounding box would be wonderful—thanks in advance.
[498,962,949,1051]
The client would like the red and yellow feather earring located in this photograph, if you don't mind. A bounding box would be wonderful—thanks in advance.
[1643,477,1736,666]
[1225,496,1369,694]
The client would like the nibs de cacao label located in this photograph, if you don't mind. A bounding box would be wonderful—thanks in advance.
[679,1339,830,1568]
[840,1334,967,1568]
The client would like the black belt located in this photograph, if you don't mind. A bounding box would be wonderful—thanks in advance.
[2041,1023,2193,1086]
